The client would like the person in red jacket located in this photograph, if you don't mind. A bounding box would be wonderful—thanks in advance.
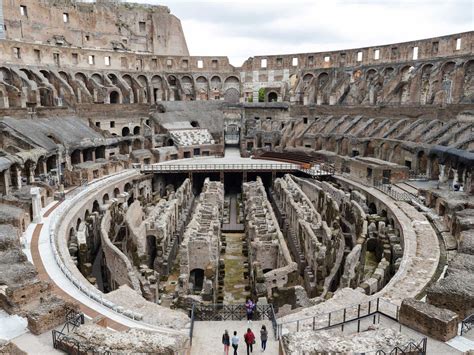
[243,328,255,355]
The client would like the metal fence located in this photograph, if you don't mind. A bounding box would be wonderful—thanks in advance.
[275,298,400,339]
[141,163,300,173]
[461,313,474,336]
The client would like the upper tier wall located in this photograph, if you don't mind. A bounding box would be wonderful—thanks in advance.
[1,0,189,56]
[0,32,472,73]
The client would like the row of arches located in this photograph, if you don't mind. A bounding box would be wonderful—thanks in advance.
[0,66,243,108]
[296,59,474,106]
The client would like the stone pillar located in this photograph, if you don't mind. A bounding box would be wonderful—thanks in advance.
[452,169,458,189]
[220,171,224,184]
[243,171,248,183]
[31,187,42,223]
[91,150,96,162]
[438,164,446,185]
[11,165,22,189]
[27,162,36,184]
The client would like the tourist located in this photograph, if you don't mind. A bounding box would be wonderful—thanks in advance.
[260,325,268,352]
[231,331,239,355]
[244,328,255,355]
[245,298,254,323]
[222,329,230,355]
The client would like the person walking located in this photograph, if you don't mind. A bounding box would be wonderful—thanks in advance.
[260,325,268,352]
[231,331,239,355]
[244,328,255,355]
[222,329,230,355]
[245,298,254,323]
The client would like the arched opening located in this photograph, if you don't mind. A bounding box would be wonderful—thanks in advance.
[268,92,278,102]
[146,235,157,269]
[113,188,120,198]
[190,268,205,292]
[92,200,100,213]
[190,121,199,128]
[103,193,109,204]
[122,127,130,137]
[124,183,132,193]
[262,268,273,274]
[84,209,90,221]
[76,218,82,230]
[133,126,140,135]
[368,202,377,215]
[109,91,120,104]
[69,227,75,243]
[166,138,174,147]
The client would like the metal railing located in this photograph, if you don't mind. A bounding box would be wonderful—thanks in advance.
[372,337,427,354]
[51,309,112,355]
[461,313,474,336]
[141,163,300,172]
[276,298,400,339]
[409,170,429,181]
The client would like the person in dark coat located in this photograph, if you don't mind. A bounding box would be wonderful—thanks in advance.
[222,329,230,355]
[260,325,268,351]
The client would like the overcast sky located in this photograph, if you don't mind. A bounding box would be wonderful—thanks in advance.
[126,0,473,66]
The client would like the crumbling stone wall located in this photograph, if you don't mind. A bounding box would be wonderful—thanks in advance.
[178,178,223,302]
[242,177,297,297]
[273,175,344,298]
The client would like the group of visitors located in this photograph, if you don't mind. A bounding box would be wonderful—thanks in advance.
[221,298,268,355]
[222,326,268,355]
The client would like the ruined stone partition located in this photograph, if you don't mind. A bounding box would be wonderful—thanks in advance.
[272,174,346,299]
[125,178,193,276]
[178,178,224,303]
[100,207,142,293]
[242,177,297,298]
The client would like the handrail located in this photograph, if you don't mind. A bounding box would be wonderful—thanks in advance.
[189,303,195,346]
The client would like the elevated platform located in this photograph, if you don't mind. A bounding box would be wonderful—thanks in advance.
[140,148,334,176]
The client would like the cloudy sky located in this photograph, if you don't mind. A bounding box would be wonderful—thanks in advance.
[128,0,473,66]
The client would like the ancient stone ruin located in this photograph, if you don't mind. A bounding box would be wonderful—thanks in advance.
[0,0,472,354]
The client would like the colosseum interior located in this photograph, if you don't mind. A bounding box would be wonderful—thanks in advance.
[0,0,473,354]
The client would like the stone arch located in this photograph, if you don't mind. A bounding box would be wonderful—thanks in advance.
[210,75,222,90]
[180,75,194,100]
[91,73,103,85]
[103,193,110,204]
[92,200,100,213]
[109,90,120,104]
[190,268,205,291]
[0,88,6,109]
[107,73,118,85]
[267,91,278,102]
[224,76,240,90]
[462,60,474,103]
[75,72,88,84]
[113,187,120,198]
[151,75,164,102]
[122,74,133,87]
[195,76,209,100]
[124,183,132,193]
[0,67,12,83]
[76,218,82,230]
[122,127,130,137]
[133,126,141,135]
